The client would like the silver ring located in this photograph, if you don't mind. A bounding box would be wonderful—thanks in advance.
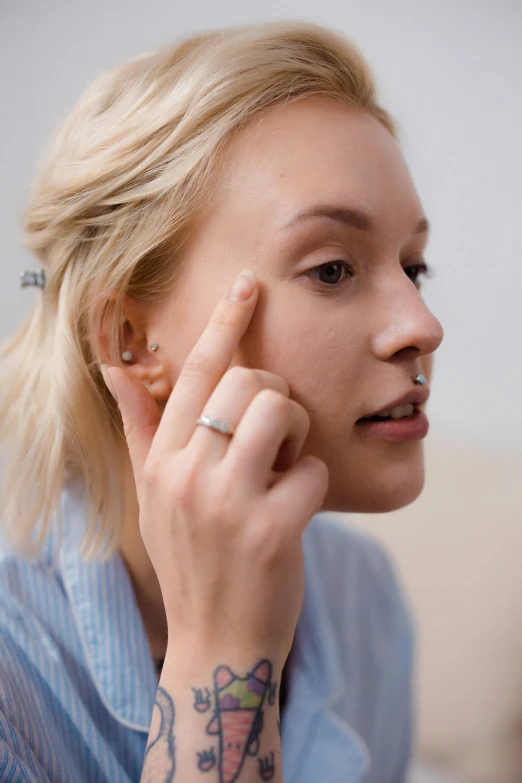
[195,415,235,436]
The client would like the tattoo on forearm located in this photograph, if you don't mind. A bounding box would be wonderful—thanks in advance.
[259,752,275,781]
[193,659,278,783]
[197,747,216,772]
[193,687,211,713]
[143,687,176,782]
[143,660,278,782]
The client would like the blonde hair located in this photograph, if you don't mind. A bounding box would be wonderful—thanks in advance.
[0,20,395,560]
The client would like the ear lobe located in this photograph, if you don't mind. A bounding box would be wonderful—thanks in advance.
[125,363,173,402]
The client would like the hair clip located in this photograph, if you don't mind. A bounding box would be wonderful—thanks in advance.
[20,270,46,289]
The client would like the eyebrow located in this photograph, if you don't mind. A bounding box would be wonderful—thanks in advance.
[284,204,430,236]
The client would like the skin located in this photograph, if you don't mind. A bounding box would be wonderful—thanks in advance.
[104,96,444,659]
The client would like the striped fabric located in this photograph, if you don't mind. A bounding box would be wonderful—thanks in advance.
[0,477,413,782]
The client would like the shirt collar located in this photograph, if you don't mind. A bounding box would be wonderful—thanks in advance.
[281,519,370,781]
[58,479,158,731]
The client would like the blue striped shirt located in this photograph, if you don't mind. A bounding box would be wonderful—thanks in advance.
[0,477,413,782]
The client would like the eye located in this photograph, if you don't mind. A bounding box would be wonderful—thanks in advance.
[306,260,354,287]
[404,262,433,288]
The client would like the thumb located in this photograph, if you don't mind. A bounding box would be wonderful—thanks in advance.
[101,365,161,489]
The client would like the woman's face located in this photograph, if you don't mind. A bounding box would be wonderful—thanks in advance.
[133,96,444,513]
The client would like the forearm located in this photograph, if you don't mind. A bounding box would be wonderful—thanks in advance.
[140,648,283,783]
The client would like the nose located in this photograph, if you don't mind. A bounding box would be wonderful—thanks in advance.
[372,278,444,363]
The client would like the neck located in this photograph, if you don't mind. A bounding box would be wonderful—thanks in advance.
[119,460,168,662]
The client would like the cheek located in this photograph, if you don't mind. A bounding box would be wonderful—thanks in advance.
[245,294,362,426]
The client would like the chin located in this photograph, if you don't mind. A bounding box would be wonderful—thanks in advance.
[323,448,426,514]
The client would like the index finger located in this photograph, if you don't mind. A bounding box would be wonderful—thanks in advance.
[152,269,258,454]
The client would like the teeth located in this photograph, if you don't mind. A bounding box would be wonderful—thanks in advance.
[389,403,415,419]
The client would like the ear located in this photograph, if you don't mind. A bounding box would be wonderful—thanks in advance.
[98,294,172,402]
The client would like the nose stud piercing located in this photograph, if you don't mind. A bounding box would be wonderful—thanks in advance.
[414,374,426,385]
[150,343,158,351]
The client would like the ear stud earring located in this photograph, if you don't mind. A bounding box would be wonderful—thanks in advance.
[121,344,158,361]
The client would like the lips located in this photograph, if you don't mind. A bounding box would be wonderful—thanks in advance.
[356,409,430,441]
[358,385,430,420]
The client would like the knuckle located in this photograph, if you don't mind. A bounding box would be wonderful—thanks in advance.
[206,466,238,515]
[245,515,287,561]
[226,365,259,393]
[277,376,290,397]
[142,454,201,509]
[255,387,288,417]
[205,484,234,526]
[142,455,162,486]
[262,371,290,397]
[253,369,289,397]
[173,459,201,504]
[183,352,212,379]
[212,308,235,331]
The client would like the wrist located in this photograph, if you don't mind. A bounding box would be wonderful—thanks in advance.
[144,646,283,783]
[164,639,286,680]
[161,645,283,718]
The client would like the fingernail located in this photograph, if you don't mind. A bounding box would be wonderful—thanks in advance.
[228,269,257,302]
[101,364,118,402]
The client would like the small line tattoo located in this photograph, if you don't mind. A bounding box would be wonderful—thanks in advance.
[258,751,275,780]
[197,747,216,772]
[193,687,212,713]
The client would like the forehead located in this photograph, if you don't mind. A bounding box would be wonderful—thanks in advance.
[214,96,423,232]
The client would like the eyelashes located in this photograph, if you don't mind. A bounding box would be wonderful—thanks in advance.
[306,260,434,289]
[404,262,434,288]
[306,260,353,286]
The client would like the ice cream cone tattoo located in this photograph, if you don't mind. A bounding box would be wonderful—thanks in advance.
[204,659,273,783]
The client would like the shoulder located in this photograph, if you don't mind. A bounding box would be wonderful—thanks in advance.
[0,528,68,689]
[0,532,60,615]
[0,550,58,780]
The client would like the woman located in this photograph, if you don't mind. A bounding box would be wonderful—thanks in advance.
[0,20,443,783]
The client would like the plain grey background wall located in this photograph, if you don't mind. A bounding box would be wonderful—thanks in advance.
[1,0,521,453]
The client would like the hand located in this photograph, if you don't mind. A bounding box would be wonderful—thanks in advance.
[103,269,329,666]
